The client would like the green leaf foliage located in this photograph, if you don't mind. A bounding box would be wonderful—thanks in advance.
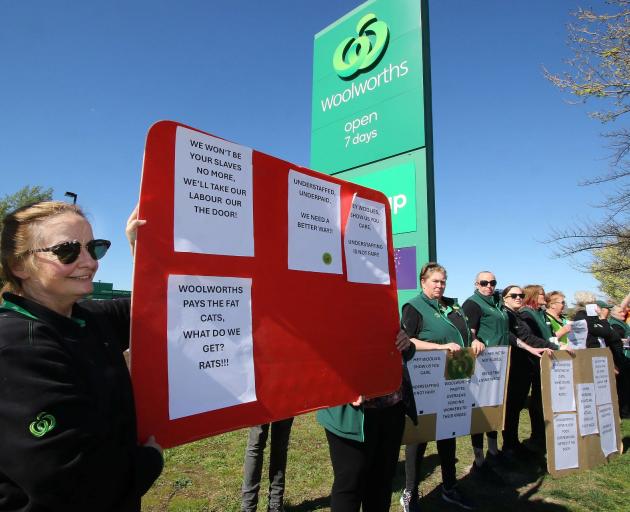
[0,185,54,228]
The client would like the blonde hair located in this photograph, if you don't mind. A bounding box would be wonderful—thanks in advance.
[545,290,565,307]
[0,201,85,294]
[419,262,447,282]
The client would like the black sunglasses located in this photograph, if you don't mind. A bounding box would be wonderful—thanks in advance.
[508,293,525,299]
[479,280,497,287]
[30,239,111,264]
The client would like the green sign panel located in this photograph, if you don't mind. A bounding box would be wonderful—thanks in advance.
[311,0,425,174]
[345,161,416,234]
[311,0,435,307]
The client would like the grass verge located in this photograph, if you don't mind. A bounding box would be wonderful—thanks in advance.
[142,413,630,511]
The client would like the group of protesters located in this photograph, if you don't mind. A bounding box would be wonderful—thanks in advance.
[245,266,630,512]
[0,201,628,512]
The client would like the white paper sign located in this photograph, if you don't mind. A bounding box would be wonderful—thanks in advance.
[407,351,446,415]
[577,383,598,436]
[553,413,579,470]
[174,126,254,256]
[167,275,256,419]
[436,379,472,440]
[287,170,342,274]
[469,346,508,408]
[344,196,390,285]
[585,303,598,316]
[551,359,576,412]
[597,403,618,457]
[567,319,587,350]
[592,356,612,405]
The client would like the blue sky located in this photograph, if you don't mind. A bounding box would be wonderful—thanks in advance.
[0,0,618,305]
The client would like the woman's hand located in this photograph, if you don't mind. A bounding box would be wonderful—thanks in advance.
[143,435,163,455]
[444,342,461,353]
[126,204,146,255]
[471,339,485,356]
[395,329,411,352]
[351,395,365,406]
[556,323,572,337]
[525,345,554,358]
[559,344,575,355]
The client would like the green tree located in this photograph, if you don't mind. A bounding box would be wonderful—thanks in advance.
[0,185,54,226]
[591,241,630,302]
[545,1,630,277]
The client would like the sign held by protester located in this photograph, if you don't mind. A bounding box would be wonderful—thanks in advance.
[541,348,622,477]
[131,121,401,448]
[402,346,510,443]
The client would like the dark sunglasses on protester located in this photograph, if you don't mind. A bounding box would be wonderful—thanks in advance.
[508,293,525,299]
[30,239,111,264]
[478,280,497,287]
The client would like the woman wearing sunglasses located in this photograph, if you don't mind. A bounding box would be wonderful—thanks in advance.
[545,291,572,345]
[501,285,565,460]
[0,201,163,511]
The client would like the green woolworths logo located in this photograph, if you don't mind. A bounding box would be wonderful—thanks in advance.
[333,13,390,80]
[29,412,56,438]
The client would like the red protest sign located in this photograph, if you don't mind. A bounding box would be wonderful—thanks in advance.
[131,120,400,448]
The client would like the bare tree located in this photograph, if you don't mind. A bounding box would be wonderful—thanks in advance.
[545,1,630,277]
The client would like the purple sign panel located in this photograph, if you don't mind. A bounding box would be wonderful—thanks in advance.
[394,246,417,290]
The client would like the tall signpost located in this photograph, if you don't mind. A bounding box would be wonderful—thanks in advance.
[311,0,435,306]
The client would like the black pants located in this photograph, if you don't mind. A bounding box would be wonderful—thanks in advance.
[404,437,456,491]
[502,349,531,449]
[527,361,545,444]
[611,348,630,413]
[325,402,405,512]
[470,430,498,450]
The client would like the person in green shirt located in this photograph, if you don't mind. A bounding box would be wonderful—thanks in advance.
[545,291,572,344]
[610,305,630,341]
[317,330,417,512]
[521,285,574,452]
[462,271,508,484]
[400,263,482,512]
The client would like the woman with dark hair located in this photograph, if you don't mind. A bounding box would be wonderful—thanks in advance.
[500,285,571,457]
[0,201,162,511]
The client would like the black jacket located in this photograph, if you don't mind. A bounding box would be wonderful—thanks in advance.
[505,307,556,349]
[573,310,628,370]
[0,293,163,512]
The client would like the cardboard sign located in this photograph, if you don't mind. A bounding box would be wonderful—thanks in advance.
[131,121,401,448]
[541,348,622,477]
[402,346,510,444]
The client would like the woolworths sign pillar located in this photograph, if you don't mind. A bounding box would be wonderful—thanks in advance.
[310,0,435,306]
